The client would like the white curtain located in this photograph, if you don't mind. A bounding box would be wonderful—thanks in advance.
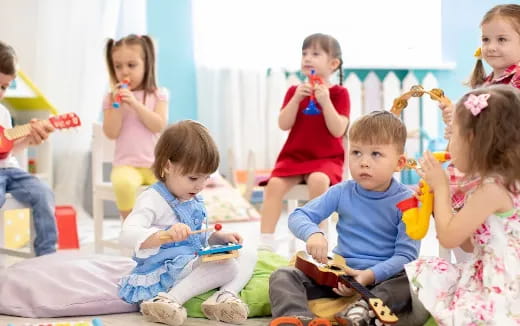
[0,0,146,214]
[196,67,291,175]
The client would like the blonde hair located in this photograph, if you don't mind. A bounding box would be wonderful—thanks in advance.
[348,111,407,154]
[153,120,219,181]
[105,34,158,92]
[469,4,520,88]
[455,85,520,193]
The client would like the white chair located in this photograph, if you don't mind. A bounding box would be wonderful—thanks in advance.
[91,122,145,253]
[236,149,337,255]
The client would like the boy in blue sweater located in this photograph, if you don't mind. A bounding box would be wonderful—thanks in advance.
[269,111,426,326]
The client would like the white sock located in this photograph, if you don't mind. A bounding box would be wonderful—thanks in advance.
[258,233,276,251]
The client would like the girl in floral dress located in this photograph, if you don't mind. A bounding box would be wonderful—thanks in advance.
[406,85,520,325]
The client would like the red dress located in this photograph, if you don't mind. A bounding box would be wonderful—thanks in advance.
[269,85,350,185]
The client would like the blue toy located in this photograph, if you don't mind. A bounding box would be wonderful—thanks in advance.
[198,243,242,262]
[198,243,242,256]
[303,69,323,115]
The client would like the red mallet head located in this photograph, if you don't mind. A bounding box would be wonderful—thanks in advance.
[214,223,222,231]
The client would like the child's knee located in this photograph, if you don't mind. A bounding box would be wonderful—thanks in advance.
[269,266,297,285]
[208,259,239,282]
[306,172,330,187]
[30,181,54,204]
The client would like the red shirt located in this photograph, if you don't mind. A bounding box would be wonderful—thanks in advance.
[483,62,520,88]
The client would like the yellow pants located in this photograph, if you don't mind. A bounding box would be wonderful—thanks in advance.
[110,166,157,211]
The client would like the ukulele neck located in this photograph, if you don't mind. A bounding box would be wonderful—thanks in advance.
[4,123,33,141]
[340,275,375,300]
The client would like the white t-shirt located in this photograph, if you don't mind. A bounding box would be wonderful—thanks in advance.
[0,104,20,169]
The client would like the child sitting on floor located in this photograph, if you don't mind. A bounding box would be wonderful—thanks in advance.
[269,111,427,326]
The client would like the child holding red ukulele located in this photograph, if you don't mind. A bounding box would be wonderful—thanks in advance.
[0,41,57,256]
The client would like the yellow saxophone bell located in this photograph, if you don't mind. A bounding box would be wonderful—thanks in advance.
[398,151,451,240]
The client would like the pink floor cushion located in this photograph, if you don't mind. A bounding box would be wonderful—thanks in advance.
[0,252,139,317]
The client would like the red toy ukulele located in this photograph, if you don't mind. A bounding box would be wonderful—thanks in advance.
[0,113,81,159]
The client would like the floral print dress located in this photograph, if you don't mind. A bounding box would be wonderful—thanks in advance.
[405,178,520,325]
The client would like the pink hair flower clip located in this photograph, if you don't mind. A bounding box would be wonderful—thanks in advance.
[464,93,490,116]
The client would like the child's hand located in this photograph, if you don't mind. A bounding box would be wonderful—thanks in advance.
[333,269,375,297]
[165,223,191,242]
[27,119,54,146]
[117,87,140,108]
[306,232,328,264]
[209,231,243,245]
[417,151,449,192]
[440,103,454,139]
[333,282,356,297]
[314,84,331,106]
[294,83,312,102]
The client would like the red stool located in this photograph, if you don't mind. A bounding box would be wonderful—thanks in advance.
[55,205,79,249]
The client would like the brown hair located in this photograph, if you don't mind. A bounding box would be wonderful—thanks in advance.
[469,4,520,88]
[0,41,17,75]
[455,84,520,193]
[348,110,407,154]
[302,33,343,85]
[105,34,158,92]
[153,120,220,181]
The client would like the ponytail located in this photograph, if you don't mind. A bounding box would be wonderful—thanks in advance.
[338,58,344,86]
[469,58,486,89]
[105,38,117,86]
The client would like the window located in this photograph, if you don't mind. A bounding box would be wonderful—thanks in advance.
[192,0,443,69]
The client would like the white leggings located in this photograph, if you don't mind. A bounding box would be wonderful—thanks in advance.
[167,248,257,304]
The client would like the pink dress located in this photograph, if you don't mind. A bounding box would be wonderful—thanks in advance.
[405,178,520,325]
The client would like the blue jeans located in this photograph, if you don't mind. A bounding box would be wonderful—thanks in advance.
[0,168,57,256]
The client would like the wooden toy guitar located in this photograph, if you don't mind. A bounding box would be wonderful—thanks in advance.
[0,113,81,159]
[294,251,398,325]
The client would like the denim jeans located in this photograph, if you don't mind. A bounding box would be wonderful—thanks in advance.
[0,168,57,256]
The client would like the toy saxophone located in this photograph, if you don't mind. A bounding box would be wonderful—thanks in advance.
[397,151,451,240]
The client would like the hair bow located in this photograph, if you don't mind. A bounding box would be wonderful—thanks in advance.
[464,93,490,116]
[474,47,482,59]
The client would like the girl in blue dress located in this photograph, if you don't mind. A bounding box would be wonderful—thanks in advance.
[118,120,257,326]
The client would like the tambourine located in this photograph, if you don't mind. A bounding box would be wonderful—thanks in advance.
[390,85,452,116]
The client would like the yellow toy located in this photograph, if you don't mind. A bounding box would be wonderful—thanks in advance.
[397,151,451,240]
[390,85,451,116]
